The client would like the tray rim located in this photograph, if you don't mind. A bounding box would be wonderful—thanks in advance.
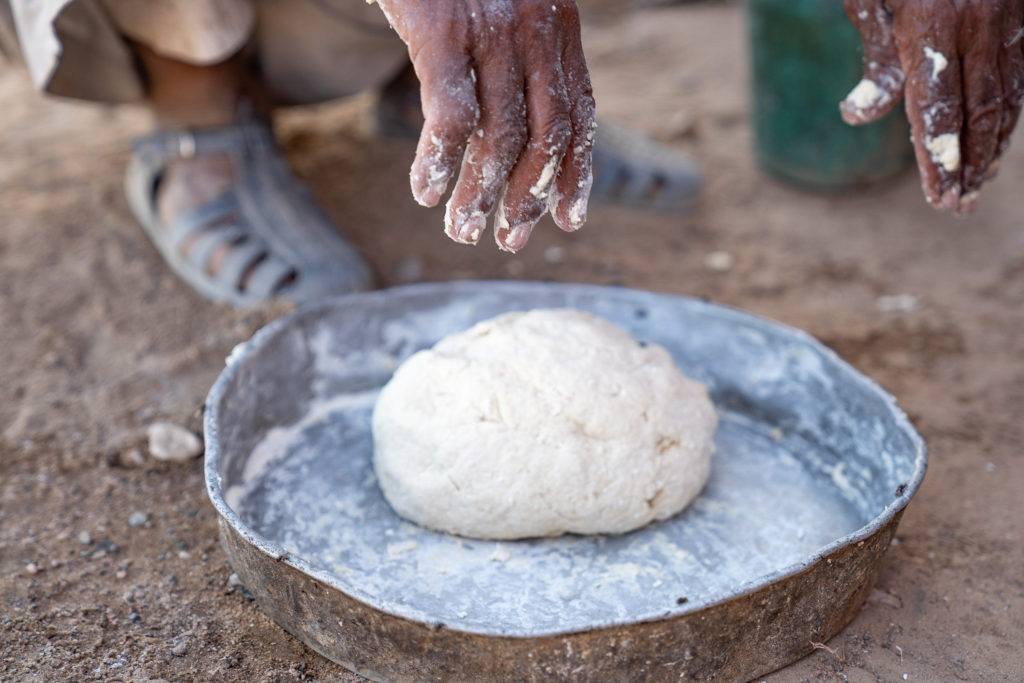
[203,279,927,639]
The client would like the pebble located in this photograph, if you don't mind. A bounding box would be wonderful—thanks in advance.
[171,640,189,657]
[228,572,242,587]
[123,448,147,468]
[128,611,141,623]
[96,540,120,555]
[146,422,203,462]
[128,512,149,527]
[704,251,734,272]
[25,562,41,575]
[876,294,918,313]
[544,245,566,265]
[78,531,92,545]
[105,448,147,469]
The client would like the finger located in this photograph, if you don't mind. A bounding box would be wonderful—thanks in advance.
[955,6,1004,213]
[895,4,963,210]
[443,36,528,244]
[494,27,573,251]
[841,0,906,124]
[408,41,480,208]
[994,12,1024,174]
[549,1,596,234]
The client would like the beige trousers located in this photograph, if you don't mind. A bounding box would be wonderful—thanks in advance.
[2,0,408,104]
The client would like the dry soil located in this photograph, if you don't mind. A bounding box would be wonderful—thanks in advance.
[2,1,1023,681]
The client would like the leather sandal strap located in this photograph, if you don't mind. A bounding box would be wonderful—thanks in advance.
[130,120,272,168]
[166,192,239,247]
[243,255,296,298]
[214,240,267,291]
[184,225,246,272]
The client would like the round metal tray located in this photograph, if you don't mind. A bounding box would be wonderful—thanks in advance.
[204,281,926,681]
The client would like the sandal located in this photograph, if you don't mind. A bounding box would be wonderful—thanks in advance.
[588,121,701,214]
[125,116,373,308]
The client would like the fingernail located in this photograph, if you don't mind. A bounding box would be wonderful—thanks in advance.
[956,190,979,214]
[414,162,451,207]
[939,187,960,211]
[415,181,445,208]
[498,223,531,253]
[448,212,485,245]
[841,79,887,120]
[566,195,589,231]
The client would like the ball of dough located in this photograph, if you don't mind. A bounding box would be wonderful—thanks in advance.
[371,309,717,540]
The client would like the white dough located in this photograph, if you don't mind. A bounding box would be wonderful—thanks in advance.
[371,309,718,540]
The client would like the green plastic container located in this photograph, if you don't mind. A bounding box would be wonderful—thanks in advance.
[748,0,913,189]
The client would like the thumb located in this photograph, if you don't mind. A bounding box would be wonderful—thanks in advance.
[840,0,906,125]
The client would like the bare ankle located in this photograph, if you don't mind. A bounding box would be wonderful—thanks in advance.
[135,43,260,128]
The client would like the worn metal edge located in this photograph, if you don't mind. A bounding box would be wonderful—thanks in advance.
[219,511,903,681]
[203,280,928,642]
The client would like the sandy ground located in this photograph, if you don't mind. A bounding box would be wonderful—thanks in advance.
[2,1,1023,681]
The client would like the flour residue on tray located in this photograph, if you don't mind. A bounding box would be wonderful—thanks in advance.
[231,407,864,635]
[223,389,379,512]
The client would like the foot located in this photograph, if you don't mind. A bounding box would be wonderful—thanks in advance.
[155,153,244,280]
[126,116,372,307]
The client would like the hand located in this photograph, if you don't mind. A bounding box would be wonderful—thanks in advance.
[841,0,1024,213]
[375,0,596,251]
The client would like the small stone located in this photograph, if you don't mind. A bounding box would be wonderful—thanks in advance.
[128,611,141,623]
[115,569,128,579]
[146,422,203,462]
[876,294,918,313]
[25,562,40,575]
[95,540,120,555]
[704,251,734,272]
[178,550,192,559]
[171,640,189,657]
[985,462,996,473]
[128,512,149,527]
[123,448,147,467]
[228,572,242,587]
[544,245,565,265]
[105,447,147,469]
[78,531,93,545]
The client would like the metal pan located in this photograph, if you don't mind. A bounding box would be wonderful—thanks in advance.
[204,281,926,681]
